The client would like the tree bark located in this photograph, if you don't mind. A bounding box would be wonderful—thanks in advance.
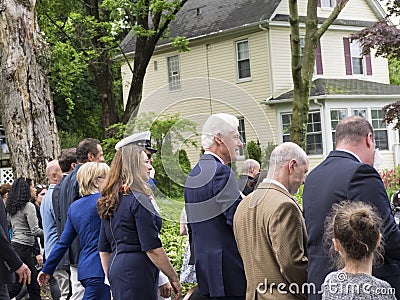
[0,0,60,182]
[289,0,349,149]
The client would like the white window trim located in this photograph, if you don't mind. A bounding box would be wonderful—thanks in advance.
[350,41,366,77]
[327,106,392,153]
[166,54,181,92]
[277,106,325,157]
[235,39,252,83]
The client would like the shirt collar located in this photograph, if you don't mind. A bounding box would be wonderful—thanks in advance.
[204,151,225,164]
[335,149,362,162]
[262,178,289,194]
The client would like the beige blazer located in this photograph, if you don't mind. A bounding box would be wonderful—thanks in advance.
[233,182,308,300]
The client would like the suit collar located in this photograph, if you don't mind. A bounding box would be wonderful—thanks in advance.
[328,150,360,162]
[256,181,302,210]
[201,152,224,164]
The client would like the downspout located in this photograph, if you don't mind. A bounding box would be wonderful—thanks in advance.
[259,22,274,98]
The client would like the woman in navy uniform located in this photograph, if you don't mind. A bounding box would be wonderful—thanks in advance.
[97,140,182,300]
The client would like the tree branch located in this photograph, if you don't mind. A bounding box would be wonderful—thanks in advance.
[316,0,349,39]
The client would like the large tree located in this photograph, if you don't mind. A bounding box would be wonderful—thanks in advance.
[37,0,122,135]
[0,0,60,182]
[115,0,189,123]
[289,0,349,148]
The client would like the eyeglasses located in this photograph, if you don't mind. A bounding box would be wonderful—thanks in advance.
[147,153,152,160]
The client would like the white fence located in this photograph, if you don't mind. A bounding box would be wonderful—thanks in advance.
[0,168,13,184]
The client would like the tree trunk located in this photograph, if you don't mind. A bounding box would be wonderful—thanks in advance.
[0,0,60,183]
[289,0,349,149]
[122,36,156,123]
[88,55,119,135]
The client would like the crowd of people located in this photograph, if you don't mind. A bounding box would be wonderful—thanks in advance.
[0,113,399,300]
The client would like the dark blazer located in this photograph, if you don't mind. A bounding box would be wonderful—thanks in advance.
[184,154,246,298]
[42,193,105,281]
[303,150,400,300]
[0,201,23,285]
[57,164,82,265]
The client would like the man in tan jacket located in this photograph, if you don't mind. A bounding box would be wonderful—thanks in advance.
[233,142,308,300]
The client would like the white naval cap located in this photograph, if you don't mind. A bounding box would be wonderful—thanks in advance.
[115,130,157,153]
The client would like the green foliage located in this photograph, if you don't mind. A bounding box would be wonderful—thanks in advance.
[170,36,191,52]
[159,219,186,273]
[389,57,400,85]
[379,167,400,200]
[59,130,85,149]
[101,123,127,164]
[101,113,197,198]
[246,140,262,163]
[261,142,277,169]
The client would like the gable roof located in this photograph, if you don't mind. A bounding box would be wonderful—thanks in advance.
[120,0,282,54]
[120,0,387,55]
[266,79,400,103]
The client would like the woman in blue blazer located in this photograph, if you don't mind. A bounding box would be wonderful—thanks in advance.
[37,162,111,300]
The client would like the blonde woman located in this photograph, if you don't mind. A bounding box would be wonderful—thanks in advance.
[38,162,110,300]
[97,144,182,300]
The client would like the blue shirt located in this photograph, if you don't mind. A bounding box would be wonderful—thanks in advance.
[40,184,58,258]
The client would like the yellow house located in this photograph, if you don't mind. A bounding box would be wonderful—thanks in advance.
[119,0,400,169]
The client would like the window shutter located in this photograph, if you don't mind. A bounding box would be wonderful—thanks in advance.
[365,52,372,75]
[343,37,352,75]
[315,41,323,75]
[318,0,321,7]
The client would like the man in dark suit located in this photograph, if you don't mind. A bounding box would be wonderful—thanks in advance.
[184,113,246,300]
[0,199,30,300]
[303,115,400,299]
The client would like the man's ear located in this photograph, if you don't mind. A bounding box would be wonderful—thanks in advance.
[366,132,374,148]
[215,134,223,145]
[88,152,94,162]
[288,159,296,174]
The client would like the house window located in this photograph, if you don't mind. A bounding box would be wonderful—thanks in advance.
[235,40,251,80]
[350,41,364,75]
[330,108,388,150]
[351,109,366,118]
[281,111,323,155]
[330,109,348,148]
[167,55,181,91]
[371,109,388,150]
[238,117,246,156]
[321,0,336,8]
[300,36,322,75]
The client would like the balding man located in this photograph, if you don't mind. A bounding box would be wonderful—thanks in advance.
[303,116,400,299]
[238,159,260,196]
[234,142,309,300]
[40,160,67,300]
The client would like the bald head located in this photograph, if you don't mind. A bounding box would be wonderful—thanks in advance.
[46,160,63,184]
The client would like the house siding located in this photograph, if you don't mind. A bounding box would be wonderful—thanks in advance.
[274,0,379,22]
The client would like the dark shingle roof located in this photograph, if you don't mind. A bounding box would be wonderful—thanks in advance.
[271,79,400,101]
[272,14,378,28]
[120,0,282,54]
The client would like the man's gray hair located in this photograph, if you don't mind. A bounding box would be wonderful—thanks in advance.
[201,113,239,149]
[268,142,308,177]
[242,159,260,174]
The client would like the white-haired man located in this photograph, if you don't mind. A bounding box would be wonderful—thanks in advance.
[238,159,260,196]
[184,113,246,299]
[234,142,309,300]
